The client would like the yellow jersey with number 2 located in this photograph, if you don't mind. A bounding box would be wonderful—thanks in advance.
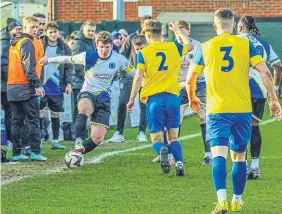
[137,41,188,104]
[190,33,264,114]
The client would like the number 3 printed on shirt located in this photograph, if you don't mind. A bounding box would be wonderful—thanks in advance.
[156,52,168,71]
[220,46,234,72]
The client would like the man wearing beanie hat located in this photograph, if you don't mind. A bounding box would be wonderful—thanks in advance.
[112,32,122,53]
[1,18,22,162]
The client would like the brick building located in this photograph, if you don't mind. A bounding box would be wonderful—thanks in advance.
[48,0,282,22]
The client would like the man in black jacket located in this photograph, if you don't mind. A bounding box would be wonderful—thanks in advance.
[40,21,72,149]
[7,16,46,161]
[109,16,151,143]
[71,20,96,121]
[1,18,22,162]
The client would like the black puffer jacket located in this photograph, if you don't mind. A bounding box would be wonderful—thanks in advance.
[71,31,95,89]
[1,27,11,92]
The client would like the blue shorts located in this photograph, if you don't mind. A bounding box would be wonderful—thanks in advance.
[206,113,252,152]
[146,93,180,133]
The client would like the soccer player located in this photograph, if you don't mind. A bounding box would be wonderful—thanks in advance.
[40,31,135,157]
[154,20,212,165]
[237,15,282,179]
[40,21,72,149]
[127,19,193,176]
[186,8,281,213]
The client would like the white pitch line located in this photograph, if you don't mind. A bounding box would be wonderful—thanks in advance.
[1,118,277,187]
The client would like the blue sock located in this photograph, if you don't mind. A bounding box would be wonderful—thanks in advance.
[212,156,227,191]
[232,161,247,195]
[153,142,163,155]
[169,141,183,162]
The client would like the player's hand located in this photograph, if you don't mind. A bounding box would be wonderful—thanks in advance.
[126,100,134,113]
[189,96,202,113]
[39,57,49,65]
[269,100,281,121]
[168,22,180,33]
[65,83,72,94]
[35,87,45,98]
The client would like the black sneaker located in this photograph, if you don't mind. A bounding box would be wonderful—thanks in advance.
[160,146,170,174]
[202,156,212,166]
[175,161,185,176]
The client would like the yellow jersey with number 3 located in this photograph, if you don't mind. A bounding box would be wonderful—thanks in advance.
[190,33,264,114]
[137,41,188,103]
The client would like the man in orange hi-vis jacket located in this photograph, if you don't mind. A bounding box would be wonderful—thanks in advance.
[7,16,46,161]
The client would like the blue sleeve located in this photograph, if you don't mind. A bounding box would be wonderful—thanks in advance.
[193,46,205,66]
[249,41,260,58]
[173,40,183,57]
[137,51,145,64]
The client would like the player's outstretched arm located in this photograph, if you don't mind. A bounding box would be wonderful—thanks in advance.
[40,52,86,66]
[255,62,281,120]
[127,68,144,113]
[169,22,193,52]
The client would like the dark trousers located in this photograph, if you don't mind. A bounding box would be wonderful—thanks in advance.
[72,88,80,122]
[10,96,41,155]
[117,81,146,134]
[1,92,12,141]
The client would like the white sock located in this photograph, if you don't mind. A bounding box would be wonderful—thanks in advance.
[232,194,242,202]
[217,189,227,203]
[251,158,259,168]
[204,152,212,158]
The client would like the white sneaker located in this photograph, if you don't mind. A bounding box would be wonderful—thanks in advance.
[74,137,85,153]
[137,131,147,143]
[109,131,124,143]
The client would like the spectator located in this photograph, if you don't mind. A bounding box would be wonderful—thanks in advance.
[70,31,79,37]
[65,35,75,51]
[59,31,65,41]
[112,32,123,53]
[119,29,128,44]
[33,13,46,40]
[109,34,148,143]
[71,20,96,122]
[120,15,152,67]
[7,16,46,161]
[40,21,72,149]
[1,18,22,162]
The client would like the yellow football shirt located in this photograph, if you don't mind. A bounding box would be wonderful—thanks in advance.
[190,33,264,114]
[137,41,188,103]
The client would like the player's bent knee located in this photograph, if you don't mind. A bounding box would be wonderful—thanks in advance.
[210,145,229,159]
[91,135,104,145]
[150,131,164,143]
[230,150,246,162]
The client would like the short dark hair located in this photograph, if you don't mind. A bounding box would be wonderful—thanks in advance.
[132,34,147,46]
[215,8,234,20]
[96,31,112,44]
[44,21,59,31]
[33,13,46,19]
